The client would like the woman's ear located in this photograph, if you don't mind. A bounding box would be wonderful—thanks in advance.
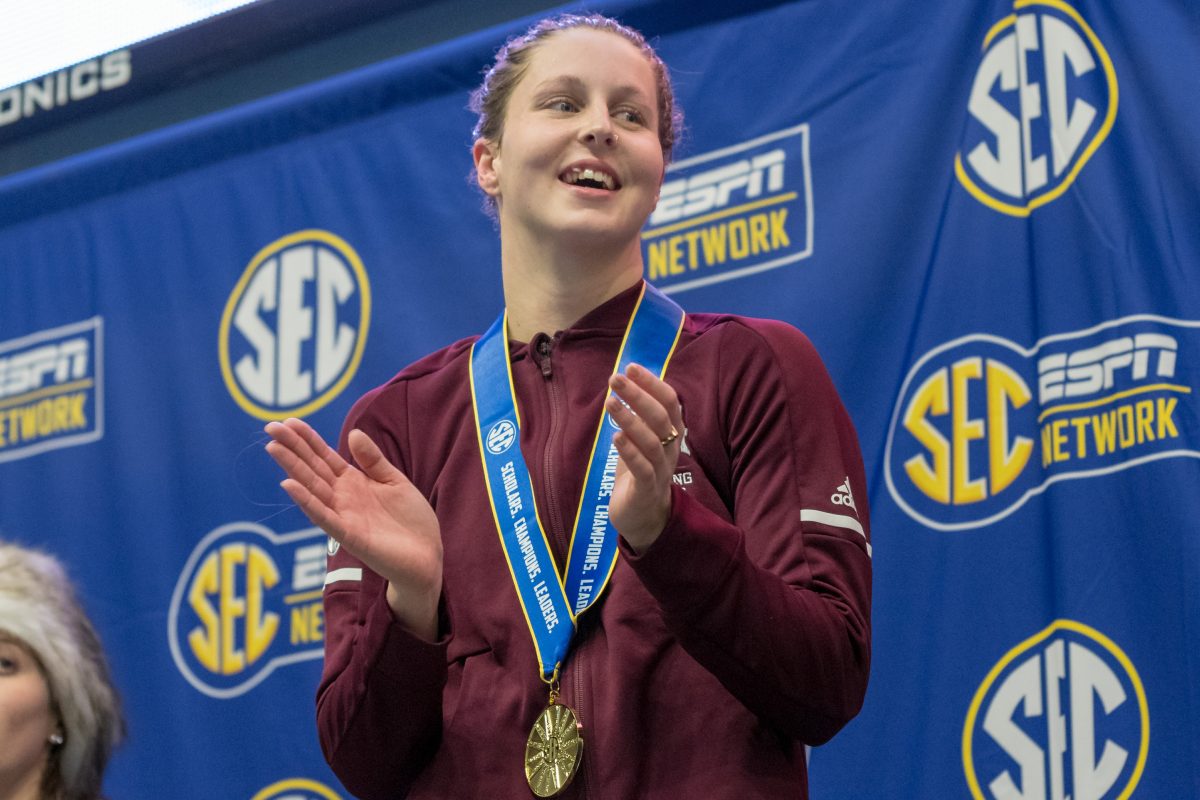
[473,138,501,197]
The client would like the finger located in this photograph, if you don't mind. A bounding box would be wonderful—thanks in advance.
[279,478,345,539]
[611,431,658,484]
[347,429,405,486]
[606,394,672,473]
[605,393,649,445]
[263,428,329,489]
[624,363,684,432]
[609,372,674,444]
[284,417,349,480]
[266,440,338,508]
[264,419,342,487]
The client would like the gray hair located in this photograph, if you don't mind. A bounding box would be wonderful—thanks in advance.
[0,541,124,800]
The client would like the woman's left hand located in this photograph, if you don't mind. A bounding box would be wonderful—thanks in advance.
[605,363,685,553]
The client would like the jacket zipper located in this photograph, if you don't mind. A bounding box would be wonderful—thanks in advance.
[573,633,593,798]
[535,336,567,558]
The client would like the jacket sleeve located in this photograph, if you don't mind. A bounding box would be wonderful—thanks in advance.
[316,383,449,799]
[621,319,872,745]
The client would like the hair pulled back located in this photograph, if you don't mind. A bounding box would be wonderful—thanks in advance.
[469,13,683,161]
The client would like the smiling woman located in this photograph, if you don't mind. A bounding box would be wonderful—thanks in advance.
[470,24,669,331]
[264,12,872,799]
[0,543,123,800]
[467,15,681,208]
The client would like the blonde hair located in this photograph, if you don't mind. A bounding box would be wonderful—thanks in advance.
[470,13,682,157]
[469,13,684,215]
[0,542,124,800]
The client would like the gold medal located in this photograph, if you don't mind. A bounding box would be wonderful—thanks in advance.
[524,693,583,797]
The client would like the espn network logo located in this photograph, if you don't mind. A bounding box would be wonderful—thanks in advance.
[0,318,103,463]
[650,150,785,226]
[168,523,328,698]
[641,124,813,293]
[885,316,1199,530]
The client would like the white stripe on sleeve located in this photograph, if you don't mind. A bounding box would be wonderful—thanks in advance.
[324,567,363,586]
[800,510,872,556]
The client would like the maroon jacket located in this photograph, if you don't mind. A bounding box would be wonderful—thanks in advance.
[319,283,872,799]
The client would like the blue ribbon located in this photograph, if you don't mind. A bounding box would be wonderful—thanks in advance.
[469,283,684,681]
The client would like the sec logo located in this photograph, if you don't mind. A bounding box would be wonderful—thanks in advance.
[219,230,370,420]
[955,0,1117,216]
[487,419,517,454]
[963,620,1149,800]
[168,522,328,698]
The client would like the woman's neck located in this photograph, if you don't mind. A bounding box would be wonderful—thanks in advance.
[500,230,644,342]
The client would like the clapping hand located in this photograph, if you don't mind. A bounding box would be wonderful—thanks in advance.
[264,418,443,640]
[604,363,684,554]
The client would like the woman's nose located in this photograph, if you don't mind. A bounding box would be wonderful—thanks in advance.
[580,113,617,147]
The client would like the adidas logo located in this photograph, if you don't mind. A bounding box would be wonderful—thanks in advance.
[831,477,857,512]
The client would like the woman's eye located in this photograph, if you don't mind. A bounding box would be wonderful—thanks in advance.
[617,109,645,125]
[0,657,15,673]
[549,99,577,113]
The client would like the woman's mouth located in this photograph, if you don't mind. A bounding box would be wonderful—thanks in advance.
[560,166,619,191]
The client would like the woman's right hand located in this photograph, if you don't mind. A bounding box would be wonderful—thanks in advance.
[264,418,443,641]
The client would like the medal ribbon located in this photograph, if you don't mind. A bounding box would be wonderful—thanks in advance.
[470,283,684,681]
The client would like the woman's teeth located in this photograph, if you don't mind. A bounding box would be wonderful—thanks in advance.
[563,167,616,190]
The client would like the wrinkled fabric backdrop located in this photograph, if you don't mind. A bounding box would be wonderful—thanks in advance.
[1,0,1196,797]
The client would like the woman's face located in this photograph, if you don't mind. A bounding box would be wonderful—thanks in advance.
[0,634,56,793]
[475,27,665,249]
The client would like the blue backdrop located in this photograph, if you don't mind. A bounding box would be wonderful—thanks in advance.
[1,0,1197,797]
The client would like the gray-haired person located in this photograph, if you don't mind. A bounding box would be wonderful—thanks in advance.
[0,541,124,800]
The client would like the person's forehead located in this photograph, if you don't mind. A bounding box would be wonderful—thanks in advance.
[523,28,654,85]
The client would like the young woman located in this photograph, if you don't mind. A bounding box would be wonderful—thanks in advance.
[265,14,871,799]
[0,542,124,800]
